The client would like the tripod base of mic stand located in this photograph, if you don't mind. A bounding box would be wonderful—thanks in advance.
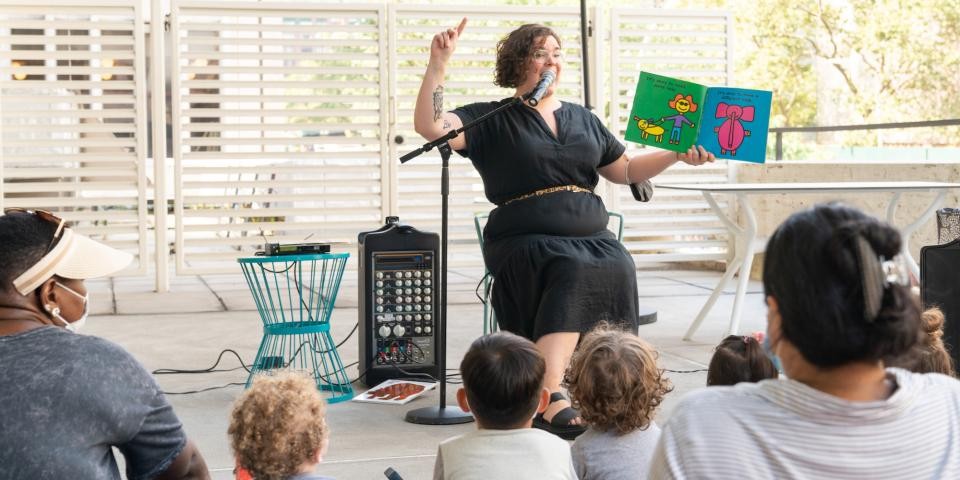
[405,405,475,425]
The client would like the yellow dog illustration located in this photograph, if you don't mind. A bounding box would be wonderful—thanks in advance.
[633,116,665,143]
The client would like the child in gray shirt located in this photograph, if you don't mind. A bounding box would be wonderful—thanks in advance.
[565,326,672,480]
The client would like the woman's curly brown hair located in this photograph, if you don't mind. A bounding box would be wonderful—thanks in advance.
[229,371,328,480]
[494,24,560,88]
[564,325,673,435]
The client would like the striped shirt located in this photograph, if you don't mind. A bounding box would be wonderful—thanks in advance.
[649,368,960,479]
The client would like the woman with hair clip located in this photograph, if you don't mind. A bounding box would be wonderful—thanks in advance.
[414,18,714,439]
[649,203,960,479]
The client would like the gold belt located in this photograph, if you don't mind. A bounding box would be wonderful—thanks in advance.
[501,185,593,206]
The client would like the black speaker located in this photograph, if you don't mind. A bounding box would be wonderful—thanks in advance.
[357,217,440,387]
[920,238,960,369]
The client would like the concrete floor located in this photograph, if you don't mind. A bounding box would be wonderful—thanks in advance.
[82,267,767,480]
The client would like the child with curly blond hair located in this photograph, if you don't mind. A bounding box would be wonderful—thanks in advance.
[229,371,334,480]
[564,325,672,480]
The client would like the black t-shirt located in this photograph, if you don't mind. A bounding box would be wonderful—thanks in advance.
[452,99,626,205]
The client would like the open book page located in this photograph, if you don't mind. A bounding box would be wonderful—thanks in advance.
[697,87,773,163]
[352,379,437,405]
[625,71,707,153]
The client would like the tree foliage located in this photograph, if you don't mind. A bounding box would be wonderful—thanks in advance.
[683,0,960,138]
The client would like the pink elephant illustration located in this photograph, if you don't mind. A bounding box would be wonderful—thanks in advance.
[714,103,754,156]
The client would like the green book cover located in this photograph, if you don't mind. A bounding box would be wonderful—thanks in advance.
[625,72,707,153]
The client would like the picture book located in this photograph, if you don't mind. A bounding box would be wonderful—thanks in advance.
[625,71,773,164]
[351,379,436,405]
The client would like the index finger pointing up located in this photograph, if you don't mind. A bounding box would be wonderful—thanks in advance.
[455,17,468,36]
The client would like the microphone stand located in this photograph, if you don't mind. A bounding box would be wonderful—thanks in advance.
[401,96,524,425]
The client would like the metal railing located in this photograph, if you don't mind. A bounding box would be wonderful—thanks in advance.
[770,119,960,160]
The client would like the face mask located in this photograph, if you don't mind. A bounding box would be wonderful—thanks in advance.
[762,334,783,374]
[51,281,89,333]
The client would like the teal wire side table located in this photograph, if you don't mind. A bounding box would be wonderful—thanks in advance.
[238,253,353,403]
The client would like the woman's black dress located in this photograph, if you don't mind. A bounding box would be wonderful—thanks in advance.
[452,99,640,341]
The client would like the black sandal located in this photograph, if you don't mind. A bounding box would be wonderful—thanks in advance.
[532,392,587,440]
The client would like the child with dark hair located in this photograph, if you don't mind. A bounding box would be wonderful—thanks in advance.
[433,332,576,480]
[886,307,956,376]
[564,325,672,480]
[707,334,779,386]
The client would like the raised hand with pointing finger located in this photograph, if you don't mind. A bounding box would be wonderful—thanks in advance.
[430,17,467,65]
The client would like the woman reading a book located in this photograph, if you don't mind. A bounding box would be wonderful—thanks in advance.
[413,18,715,439]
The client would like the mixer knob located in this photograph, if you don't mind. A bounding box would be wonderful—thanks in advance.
[405,305,413,312]
[424,271,432,278]
[376,315,384,321]
[404,271,412,278]
[414,326,423,334]
[415,314,422,321]
[414,304,422,311]
[424,326,432,334]
[414,271,422,278]
[424,314,432,321]
[414,287,422,294]
[376,306,384,313]
[424,287,432,294]
[425,304,432,311]
[378,325,391,337]
[414,296,422,303]
[405,288,412,295]
[393,325,406,336]
[395,288,403,296]
[424,296,431,303]
[405,314,413,321]
[376,280,383,287]
[414,279,422,286]
[376,298,383,305]
[376,272,384,279]
[424,279,432,286]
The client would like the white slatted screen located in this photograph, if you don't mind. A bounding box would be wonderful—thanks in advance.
[170,1,388,273]
[2,2,734,283]
[390,5,588,270]
[0,0,148,273]
[606,9,733,263]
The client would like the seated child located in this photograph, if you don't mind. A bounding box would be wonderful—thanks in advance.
[433,331,577,480]
[707,334,779,386]
[229,371,334,480]
[565,325,673,480]
[886,307,956,376]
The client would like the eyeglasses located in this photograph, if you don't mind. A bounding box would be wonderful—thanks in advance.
[3,208,66,254]
[531,49,563,64]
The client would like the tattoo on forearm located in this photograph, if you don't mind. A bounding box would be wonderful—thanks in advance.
[432,85,444,122]
[443,120,451,129]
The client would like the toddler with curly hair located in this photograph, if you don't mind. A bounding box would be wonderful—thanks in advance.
[886,307,956,376]
[564,325,672,480]
[229,371,334,480]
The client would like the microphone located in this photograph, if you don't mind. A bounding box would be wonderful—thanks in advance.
[524,69,556,107]
[384,467,404,480]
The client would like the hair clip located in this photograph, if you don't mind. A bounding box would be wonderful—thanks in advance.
[880,256,910,287]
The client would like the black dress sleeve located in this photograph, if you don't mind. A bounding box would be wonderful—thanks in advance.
[450,102,496,160]
[594,112,626,168]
